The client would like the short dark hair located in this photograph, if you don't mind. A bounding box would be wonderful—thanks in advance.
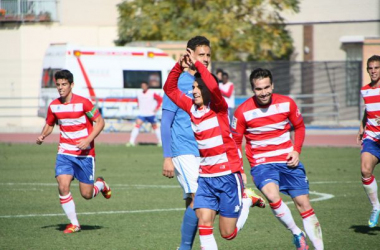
[194,73,211,105]
[249,68,273,89]
[216,68,224,74]
[55,70,74,84]
[187,36,210,51]
[222,72,229,78]
[367,55,380,69]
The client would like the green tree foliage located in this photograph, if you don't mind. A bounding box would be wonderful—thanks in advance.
[116,0,299,61]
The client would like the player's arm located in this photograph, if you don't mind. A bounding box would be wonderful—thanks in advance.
[161,109,175,178]
[287,99,305,167]
[153,93,163,113]
[188,50,227,111]
[36,123,54,145]
[357,110,367,144]
[77,115,105,150]
[163,59,192,112]
[220,84,234,98]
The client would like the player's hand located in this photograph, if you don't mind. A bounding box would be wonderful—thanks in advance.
[178,55,189,69]
[36,135,45,145]
[356,131,364,144]
[286,151,299,167]
[76,139,90,150]
[186,48,197,69]
[162,158,175,178]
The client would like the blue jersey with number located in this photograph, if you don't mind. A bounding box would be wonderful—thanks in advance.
[162,72,199,157]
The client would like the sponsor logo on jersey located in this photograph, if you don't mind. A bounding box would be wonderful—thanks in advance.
[256,158,265,163]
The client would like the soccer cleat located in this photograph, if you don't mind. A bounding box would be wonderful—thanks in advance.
[126,142,135,147]
[63,223,81,234]
[368,209,380,228]
[293,232,309,250]
[96,177,112,199]
[243,188,266,208]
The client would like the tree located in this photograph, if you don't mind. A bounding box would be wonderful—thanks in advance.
[116,0,299,61]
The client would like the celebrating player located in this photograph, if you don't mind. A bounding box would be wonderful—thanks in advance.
[127,81,163,146]
[161,36,211,250]
[231,68,323,250]
[357,55,380,228]
[36,70,111,234]
[164,49,265,250]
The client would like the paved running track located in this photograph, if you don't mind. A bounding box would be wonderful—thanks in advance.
[0,130,360,147]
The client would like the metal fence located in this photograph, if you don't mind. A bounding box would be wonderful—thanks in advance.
[212,61,362,125]
[0,0,58,21]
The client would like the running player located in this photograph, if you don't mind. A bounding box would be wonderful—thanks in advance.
[161,36,210,250]
[127,81,163,146]
[36,69,111,234]
[357,55,380,228]
[231,68,323,250]
[164,49,265,250]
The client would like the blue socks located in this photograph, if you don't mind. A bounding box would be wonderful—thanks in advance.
[179,206,198,250]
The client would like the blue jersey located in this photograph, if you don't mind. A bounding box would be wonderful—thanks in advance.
[162,72,199,157]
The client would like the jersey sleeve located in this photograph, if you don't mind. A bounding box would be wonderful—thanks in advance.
[163,63,193,113]
[83,98,100,121]
[153,93,163,110]
[220,83,234,98]
[194,61,228,112]
[45,104,56,126]
[288,98,305,153]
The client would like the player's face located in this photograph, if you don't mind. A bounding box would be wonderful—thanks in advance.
[192,81,204,107]
[193,45,211,69]
[141,82,148,91]
[367,61,380,84]
[55,79,73,99]
[252,77,274,106]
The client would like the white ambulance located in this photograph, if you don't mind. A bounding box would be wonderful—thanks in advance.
[38,43,176,119]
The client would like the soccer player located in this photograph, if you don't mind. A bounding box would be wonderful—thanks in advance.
[164,49,265,250]
[36,70,111,234]
[357,55,380,228]
[161,36,210,250]
[127,81,163,146]
[219,71,235,122]
[231,68,323,250]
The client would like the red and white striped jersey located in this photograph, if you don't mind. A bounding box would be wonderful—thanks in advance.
[231,94,305,167]
[164,62,243,177]
[361,84,380,142]
[46,94,101,157]
[137,89,163,116]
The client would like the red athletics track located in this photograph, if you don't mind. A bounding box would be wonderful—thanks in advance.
[0,131,360,147]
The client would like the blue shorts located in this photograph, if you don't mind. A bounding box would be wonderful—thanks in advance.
[137,115,157,124]
[361,139,380,163]
[55,154,95,184]
[251,163,309,199]
[193,173,244,218]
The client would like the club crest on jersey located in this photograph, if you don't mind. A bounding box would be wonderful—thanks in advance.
[231,117,237,129]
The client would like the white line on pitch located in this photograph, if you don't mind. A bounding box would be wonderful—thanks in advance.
[0,191,334,219]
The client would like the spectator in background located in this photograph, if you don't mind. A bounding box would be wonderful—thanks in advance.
[127,81,163,146]
[215,68,224,84]
[219,72,235,122]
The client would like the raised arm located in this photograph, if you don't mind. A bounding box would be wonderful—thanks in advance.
[163,62,193,113]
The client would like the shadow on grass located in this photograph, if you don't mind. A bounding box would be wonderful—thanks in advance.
[349,225,380,235]
[41,224,103,232]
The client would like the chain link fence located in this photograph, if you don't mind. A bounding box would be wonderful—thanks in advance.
[212,61,362,125]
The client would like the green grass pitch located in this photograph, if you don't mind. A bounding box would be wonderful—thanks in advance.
[0,143,379,249]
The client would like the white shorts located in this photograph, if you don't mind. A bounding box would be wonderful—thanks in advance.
[172,154,200,200]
